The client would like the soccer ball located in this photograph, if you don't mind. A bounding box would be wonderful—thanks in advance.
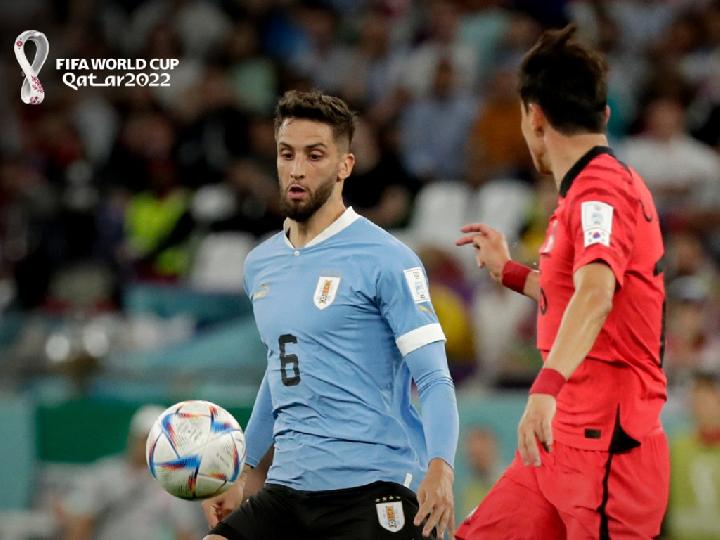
[146,400,246,499]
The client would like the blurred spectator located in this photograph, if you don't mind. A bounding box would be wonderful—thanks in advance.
[292,2,356,95]
[337,8,407,107]
[224,20,278,115]
[418,245,476,379]
[344,119,420,229]
[0,155,57,310]
[54,405,202,540]
[457,0,510,87]
[193,158,282,238]
[620,91,720,212]
[399,0,479,98]
[471,280,538,387]
[665,277,720,385]
[122,163,192,281]
[176,65,250,187]
[127,0,231,58]
[669,371,720,539]
[399,56,477,181]
[465,62,531,186]
[606,0,679,55]
[459,426,502,519]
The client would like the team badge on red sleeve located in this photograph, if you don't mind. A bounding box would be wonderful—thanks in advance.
[581,201,614,247]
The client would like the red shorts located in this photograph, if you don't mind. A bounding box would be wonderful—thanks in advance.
[455,428,669,540]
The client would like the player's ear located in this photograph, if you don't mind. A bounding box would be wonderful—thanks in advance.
[604,104,611,127]
[529,103,545,136]
[338,152,355,182]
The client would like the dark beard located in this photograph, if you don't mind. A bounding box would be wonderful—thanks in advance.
[279,177,336,222]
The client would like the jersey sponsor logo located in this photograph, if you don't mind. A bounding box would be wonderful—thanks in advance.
[581,201,613,247]
[252,283,269,301]
[376,500,404,532]
[313,276,340,310]
[404,267,430,304]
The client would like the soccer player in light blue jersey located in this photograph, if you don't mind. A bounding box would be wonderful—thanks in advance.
[202,90,459,540]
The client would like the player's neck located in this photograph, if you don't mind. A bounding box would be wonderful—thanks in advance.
[547,132,609,190]
[287,198,347,248]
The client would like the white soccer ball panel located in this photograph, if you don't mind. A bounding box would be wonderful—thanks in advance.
[176,400,214,415]
[195,473,230,499]
[153,456,202,499]
[163,410,212,457]
[198,430,246,484]
[148,431,178,475]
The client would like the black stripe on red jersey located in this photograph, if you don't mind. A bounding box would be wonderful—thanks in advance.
[559,145,614,197]
[598,410,642,539]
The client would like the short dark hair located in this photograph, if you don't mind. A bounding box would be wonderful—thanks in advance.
[519,25,608,134]
[274,90,356,148]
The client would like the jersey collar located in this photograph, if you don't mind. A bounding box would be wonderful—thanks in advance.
[559,145,614,197]
[283,206,360,249]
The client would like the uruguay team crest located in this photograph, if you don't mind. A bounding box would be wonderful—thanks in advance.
[313,276,340,310]
[376,500,405,532]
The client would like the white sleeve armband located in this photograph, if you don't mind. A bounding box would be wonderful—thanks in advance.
[396,323,446,356]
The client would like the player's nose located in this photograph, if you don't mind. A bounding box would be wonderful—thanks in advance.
[290,157,306,179]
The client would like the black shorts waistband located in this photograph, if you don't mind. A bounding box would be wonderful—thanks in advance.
[265,480,416,500]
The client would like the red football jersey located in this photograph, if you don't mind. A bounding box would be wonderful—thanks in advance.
[537,146,667,450]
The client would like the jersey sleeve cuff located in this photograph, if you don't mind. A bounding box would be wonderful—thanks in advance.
[395,323,446,357]
[573,249,625,287]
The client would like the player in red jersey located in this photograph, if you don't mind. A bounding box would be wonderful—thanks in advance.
[455,25,668,540]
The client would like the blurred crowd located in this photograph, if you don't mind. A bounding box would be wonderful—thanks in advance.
[1,0,720,389]
[0,0,720,537]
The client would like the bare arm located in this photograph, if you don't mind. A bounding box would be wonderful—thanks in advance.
[517,262,615,466]
[542,262,615,378]
[522,270,541,303]
[243,447,273,499]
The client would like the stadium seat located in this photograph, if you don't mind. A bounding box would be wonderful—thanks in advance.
[190,232,257,293]
[409,182,472,247]
[469,179,533,242]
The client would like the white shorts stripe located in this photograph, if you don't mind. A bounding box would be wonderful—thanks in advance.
[396,323,446,357]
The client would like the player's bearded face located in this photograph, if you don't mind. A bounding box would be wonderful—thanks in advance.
[279,171,336,222]
[276,118,346,222]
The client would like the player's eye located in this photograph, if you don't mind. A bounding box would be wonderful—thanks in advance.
[309,153,323,161]
[280,151,293,160]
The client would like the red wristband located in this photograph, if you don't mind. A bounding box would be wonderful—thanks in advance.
[501,260,531,294]
[529,368,567,397]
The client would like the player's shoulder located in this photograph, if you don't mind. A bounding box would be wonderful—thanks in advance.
[352,216,421,264]
[571,150,642,204]
[244,231,285,273]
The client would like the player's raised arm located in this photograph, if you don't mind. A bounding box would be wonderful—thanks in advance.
[456,223,540,302]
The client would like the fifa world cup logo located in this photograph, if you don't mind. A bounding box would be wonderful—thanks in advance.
[14,30,49,105]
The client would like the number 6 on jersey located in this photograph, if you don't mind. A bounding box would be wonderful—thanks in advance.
[279,334,300,386]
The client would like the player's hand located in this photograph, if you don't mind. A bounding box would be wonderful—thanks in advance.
[517,394,556,467]
[456,223,510,282]
[201,473,246,527]
[414,458,455,538]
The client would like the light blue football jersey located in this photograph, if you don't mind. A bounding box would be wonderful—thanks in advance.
[243,207,446,492]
